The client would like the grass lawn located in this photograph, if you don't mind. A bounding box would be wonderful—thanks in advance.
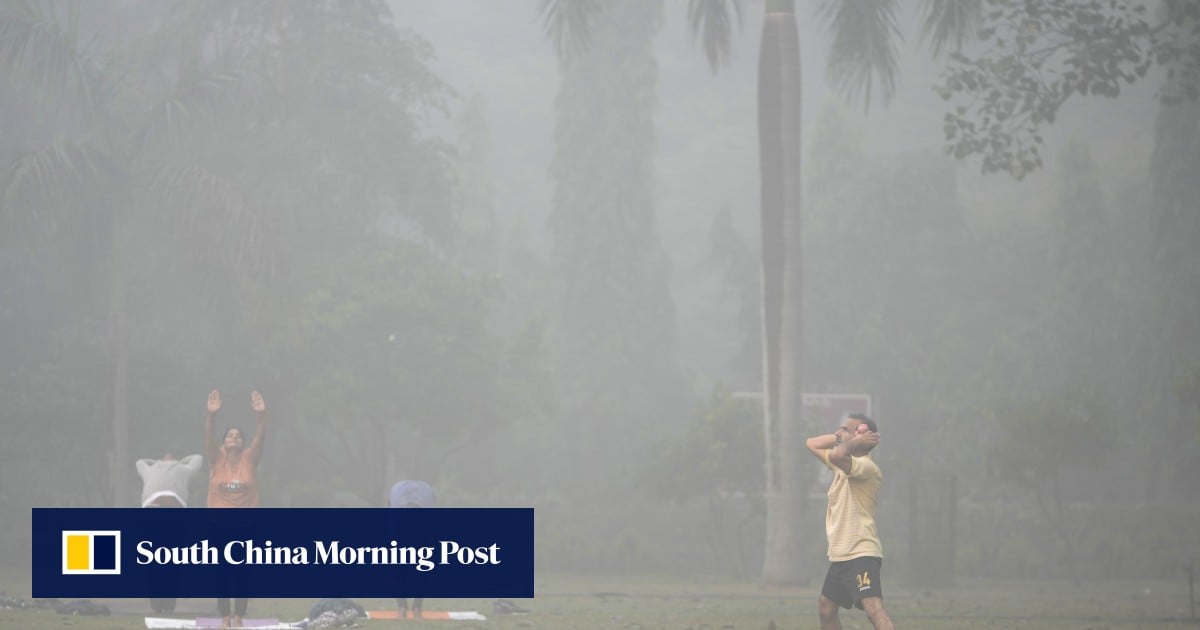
[1,571,1196,629]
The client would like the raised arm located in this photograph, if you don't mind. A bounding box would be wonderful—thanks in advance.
[204,389,221,463]
[807,432,855,474]
[805,431,839,461]
[806,428,879,475]
[248,390,266,464]
[832,430,881,475]
[825,439,856,475]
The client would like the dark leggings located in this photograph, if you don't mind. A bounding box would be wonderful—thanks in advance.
[396,598,424,614]
[217,598,248,617]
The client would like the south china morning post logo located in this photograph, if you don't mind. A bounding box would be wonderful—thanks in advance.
[61,530,121,575]
[35,508,533,598]
[132,538,500,570]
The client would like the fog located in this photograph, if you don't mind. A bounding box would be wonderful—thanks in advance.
[1,0,1198,593]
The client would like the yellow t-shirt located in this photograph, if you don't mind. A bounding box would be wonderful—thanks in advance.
[821,451,883,562]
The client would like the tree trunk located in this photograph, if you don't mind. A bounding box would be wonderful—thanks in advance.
[547,0,670,494]
[110,282,130,508]
[759,0,805,584]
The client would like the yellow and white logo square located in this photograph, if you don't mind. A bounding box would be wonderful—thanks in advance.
[61,531,121,575]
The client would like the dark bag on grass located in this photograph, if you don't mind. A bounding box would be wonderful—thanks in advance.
[307,598,365,620]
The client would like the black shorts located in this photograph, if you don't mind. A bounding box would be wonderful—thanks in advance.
[821,556,883,610]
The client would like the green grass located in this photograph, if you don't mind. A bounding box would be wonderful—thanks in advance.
[1,572,1197,629]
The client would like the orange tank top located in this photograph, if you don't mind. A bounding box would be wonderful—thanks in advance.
[207,445,260,508]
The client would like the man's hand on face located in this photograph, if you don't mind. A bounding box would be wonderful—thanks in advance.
[853,431,880,450]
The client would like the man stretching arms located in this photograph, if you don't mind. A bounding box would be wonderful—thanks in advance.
[805,413,895,630]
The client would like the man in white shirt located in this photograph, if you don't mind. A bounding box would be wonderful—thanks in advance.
[137,453,203,508]
[136,452,202,613]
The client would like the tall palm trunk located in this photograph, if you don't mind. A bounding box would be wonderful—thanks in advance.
[110,312,130,507]
[758,0,805,585]
[108,218,131,507]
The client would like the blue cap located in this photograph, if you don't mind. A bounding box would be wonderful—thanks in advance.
[389,480,435,508]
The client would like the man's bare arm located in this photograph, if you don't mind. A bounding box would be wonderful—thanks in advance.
[827,440,854,474]
[830,432,881,475]
[806,432,838,461]
[807,432,858,474]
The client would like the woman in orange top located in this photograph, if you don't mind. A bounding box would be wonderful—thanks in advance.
[204,389,266,628]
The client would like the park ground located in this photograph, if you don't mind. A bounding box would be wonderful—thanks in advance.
[0,571,1196,629]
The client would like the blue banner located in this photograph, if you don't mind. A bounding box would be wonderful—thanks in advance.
[33,508,533,598]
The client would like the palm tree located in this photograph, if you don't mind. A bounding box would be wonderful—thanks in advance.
[3,0,150,507]
[0,1,264,507]
[756,0,804,585]
[540,0,682,499]
[544,0,981,585]
[758,1,981,584]
[4,1,462,511]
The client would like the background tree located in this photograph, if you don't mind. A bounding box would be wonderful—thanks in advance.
[939,0,1200,177]
[641,385,764,578]
[540,0,686,506]
[985,392,1116,573]
[0,0,508,556]
[1144,72,1200,499]
[705,206,761,387]
[542,0,989,583]
[941,0,1200,501]
[0,0,258,507]
[754,0,982,584]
